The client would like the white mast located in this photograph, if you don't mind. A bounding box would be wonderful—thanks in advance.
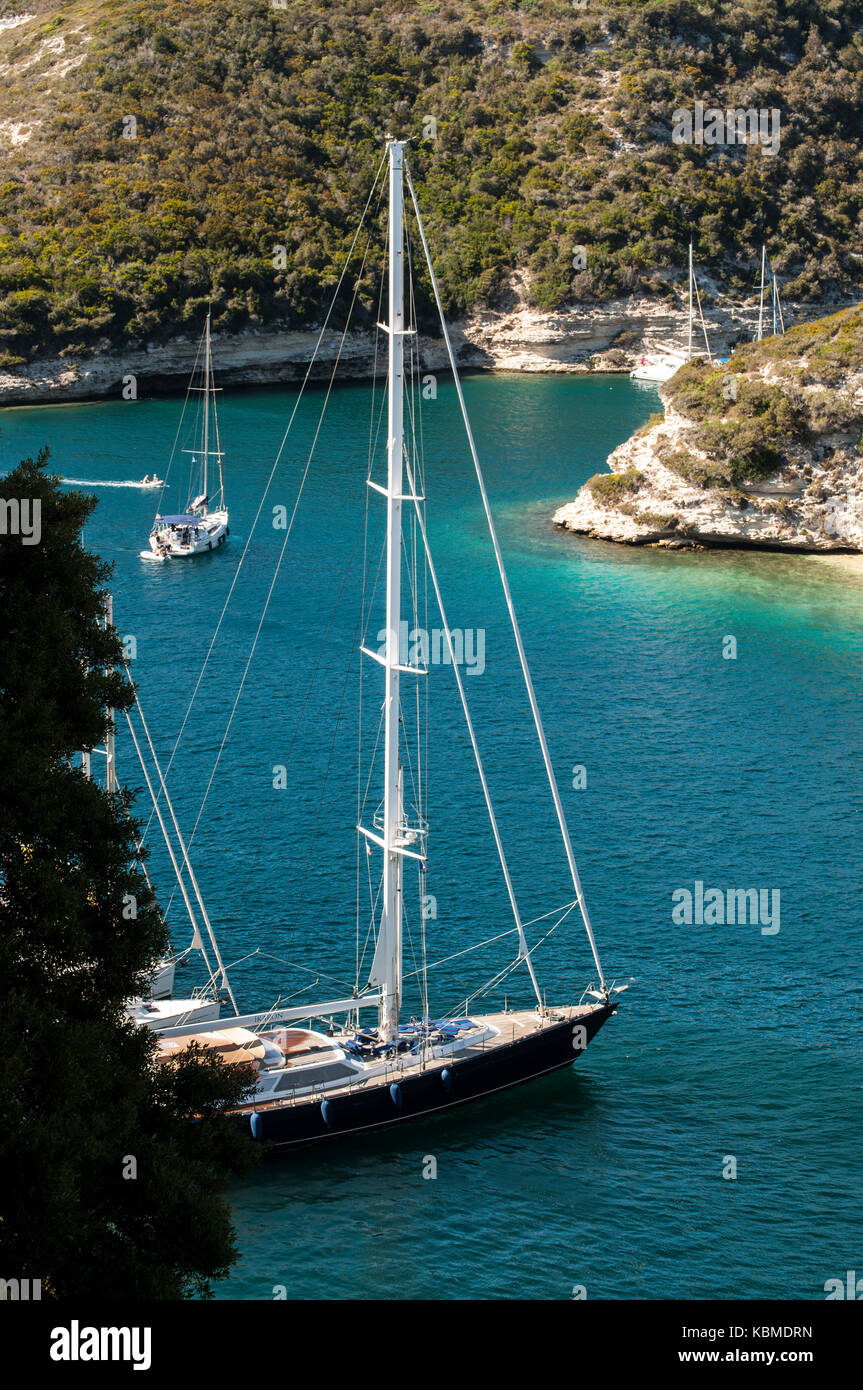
[104,594,116,793]
[758,244,766,341]
[379,138,407,1042]
[202,312,210,513]
[687,241,694,361]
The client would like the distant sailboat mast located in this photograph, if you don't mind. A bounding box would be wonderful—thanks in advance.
[202,312,210,513]
[179,308,227,520]
[688,240,694,362]
[756,246,785,341]
[772,263,785,336]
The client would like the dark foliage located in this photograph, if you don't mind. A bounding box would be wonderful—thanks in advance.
[0,454,258,1299]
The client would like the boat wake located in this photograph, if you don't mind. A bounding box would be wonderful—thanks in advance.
[61,478,162,489]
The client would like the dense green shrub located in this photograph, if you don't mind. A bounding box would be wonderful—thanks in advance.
[2,1,863,358]
[586,467,644,503]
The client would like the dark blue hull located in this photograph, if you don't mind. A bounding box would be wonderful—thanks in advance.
[242,1002,617,1148]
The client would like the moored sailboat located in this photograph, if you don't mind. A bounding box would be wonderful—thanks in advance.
[147,139,623,1147]
[631,241,714,381]
[143,312,229,560]
[756,244,786,341]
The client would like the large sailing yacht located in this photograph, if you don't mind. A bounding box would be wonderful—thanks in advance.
[145,312,229,560]
[147,140,622,1148]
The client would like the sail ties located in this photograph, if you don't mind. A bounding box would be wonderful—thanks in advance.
[405,166,608,997]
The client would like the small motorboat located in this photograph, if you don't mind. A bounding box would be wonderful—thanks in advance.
[140,475,164,489]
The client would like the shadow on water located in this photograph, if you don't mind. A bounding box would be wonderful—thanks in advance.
[234,1064,604,1188]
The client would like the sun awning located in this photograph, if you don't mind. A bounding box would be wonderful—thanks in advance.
[154,514,205,527]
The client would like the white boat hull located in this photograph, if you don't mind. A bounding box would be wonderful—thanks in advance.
[148,510,229,559]
[630,356,686,382]
[146,960,176,999]
[128,997,221,1029]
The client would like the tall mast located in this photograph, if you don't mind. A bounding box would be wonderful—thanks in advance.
[379,138,406,1042]
[202,313,210,511]
[687,240,693,361]
[758,245,766,342]
[104,594,116,793]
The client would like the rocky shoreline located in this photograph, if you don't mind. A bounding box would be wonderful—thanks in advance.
[553,304,863,554]
[0,294,847,407]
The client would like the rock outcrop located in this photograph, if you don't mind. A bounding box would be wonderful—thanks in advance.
[554,305,863,553]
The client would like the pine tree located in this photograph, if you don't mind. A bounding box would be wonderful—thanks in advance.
[0,450,258,1299]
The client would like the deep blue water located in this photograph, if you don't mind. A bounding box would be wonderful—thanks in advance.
[4,373,862,1300]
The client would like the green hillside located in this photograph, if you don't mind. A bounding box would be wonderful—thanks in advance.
[1,0,863,362]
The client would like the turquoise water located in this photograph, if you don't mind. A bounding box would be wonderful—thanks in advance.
[4,373,862,1300]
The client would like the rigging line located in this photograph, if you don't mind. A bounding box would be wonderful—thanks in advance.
[139,155,387,852]
[181,218,382,858]
[692,268,713,361]
[228,950,356,993]
[396,360,425,825]
[452,955,524,1015]
[419,867,429,1026]
[289,567,371,930]
[359,699,386,827]
[401,454,542,1007]
[471,956,521,997]
[522,896,579,928]
[405,230,428,854]
[401,898,422,1001]
[358,856,381,981]
[402,900,579,983]
[358,524,387,654]
[402,925,520,980]
[185,330,213,507]
[155,327,204,514]
[357,268,388,988]
[230,473,371,919]
[126,678,239,1014]
[121,706,221,999]
[405,165,608,996]
[524,907,579,959]
[406,235,431,1000]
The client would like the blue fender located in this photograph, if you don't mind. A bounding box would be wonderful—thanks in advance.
[321,1099,333,1127]
[441,1067,452,1093]
[389,1083,403,1110]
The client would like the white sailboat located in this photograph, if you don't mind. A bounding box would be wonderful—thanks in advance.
[756,244,785,341]
[631,241,713,381]
[144,312,229,560]
[146,140,622,1148]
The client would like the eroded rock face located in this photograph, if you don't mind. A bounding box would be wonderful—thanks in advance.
[0,294,842,405]
[554,305,863,553]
